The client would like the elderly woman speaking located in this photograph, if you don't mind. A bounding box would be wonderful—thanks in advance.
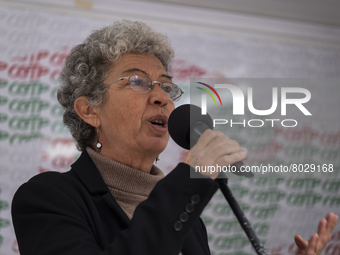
[12,20,337,255]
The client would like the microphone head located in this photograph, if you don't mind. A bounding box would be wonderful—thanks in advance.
[168,104,253,178]
[168,104,213,150]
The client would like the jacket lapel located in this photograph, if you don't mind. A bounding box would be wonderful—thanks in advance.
[71,150,131,226]
[71,151,210,255]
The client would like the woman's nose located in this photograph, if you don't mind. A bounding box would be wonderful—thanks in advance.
[149,83,171,106]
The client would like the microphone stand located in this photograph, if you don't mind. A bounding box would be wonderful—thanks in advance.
[215,172,268,255]
[190,123,267,255]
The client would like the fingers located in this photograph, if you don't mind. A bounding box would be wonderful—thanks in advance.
[316,212,339,253]
[317,218,326,235]
[294,234,308,250]
[193,129,223,148]
[214,148,247,168]
[306,233,318,255]
[295,212,339,255]
[294,212,338,255]
[294,233,319,255]
[187,129,247,179]
[208,137,242,156]
[196,129,247,164]
[316,218,327,252]
[195,130,234,153]
[325,212,338,233]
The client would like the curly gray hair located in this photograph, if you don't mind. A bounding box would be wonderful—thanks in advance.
[57,20,174,151]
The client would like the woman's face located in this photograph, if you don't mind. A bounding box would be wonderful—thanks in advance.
[97,53,175,158]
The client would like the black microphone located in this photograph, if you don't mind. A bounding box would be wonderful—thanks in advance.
[168,104,253,178]
[168,104,213,150]
[168,104,267,255]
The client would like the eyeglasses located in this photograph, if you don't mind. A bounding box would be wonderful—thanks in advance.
[104,75,184,101]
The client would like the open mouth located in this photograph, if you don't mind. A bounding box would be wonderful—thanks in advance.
[151,119,165,127]
[148,115,168,133]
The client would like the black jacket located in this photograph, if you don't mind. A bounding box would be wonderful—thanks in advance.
[12,150,219,255]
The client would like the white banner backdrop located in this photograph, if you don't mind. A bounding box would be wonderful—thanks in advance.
[0,5,339,255]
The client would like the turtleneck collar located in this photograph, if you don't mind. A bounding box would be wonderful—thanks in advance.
[86,147,164,218]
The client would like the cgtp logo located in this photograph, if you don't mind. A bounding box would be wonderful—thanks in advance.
[197,83,311,116]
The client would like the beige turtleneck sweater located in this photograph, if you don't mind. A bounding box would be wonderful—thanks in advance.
[86,147,164,219]
[87,148,184,254]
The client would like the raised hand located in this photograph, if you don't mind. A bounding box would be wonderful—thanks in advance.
[294,212,338,255]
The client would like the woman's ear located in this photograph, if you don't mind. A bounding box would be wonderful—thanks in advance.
[74,96,101,127]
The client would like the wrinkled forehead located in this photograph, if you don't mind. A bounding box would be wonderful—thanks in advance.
[108,53,171,81]
[121,68,173,81]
